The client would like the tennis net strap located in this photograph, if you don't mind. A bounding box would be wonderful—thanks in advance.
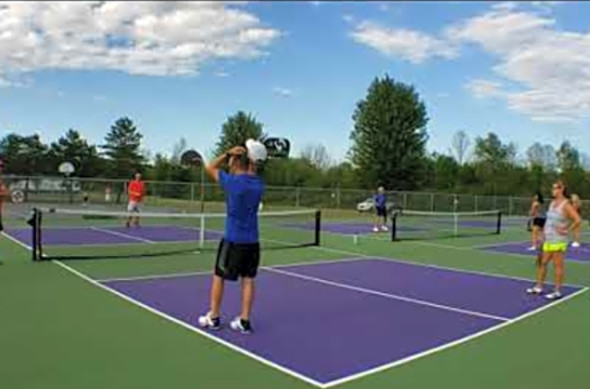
[391,209,502,241]
[31,207,321,261]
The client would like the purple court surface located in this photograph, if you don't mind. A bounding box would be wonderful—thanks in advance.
[482,241,590,262]
[5,225,222,246]
[101,258,582,386]
[283,221,421,235]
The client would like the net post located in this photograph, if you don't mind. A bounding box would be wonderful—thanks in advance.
[496,211,502,235]
[453,212,459,237]
[314,210,321,246]
[30,208,38,261]
[199,214,205,250]
[391,211,397,241]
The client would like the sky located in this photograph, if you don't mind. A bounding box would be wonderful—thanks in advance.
[0,1,589,164]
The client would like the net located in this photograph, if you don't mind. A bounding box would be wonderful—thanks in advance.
[29,207,321,261]
[391,209,502,241]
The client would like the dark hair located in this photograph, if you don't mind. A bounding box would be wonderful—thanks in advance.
[534,191,544,204]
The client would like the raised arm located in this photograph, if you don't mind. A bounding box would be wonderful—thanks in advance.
[205,146,246,183]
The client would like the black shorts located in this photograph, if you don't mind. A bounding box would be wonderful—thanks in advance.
[0,215,3,232]
[376,206,387,217]
[214,239,260,281]
[532,217,546,228]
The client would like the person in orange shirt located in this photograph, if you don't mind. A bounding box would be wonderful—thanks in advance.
[126,172,145,228]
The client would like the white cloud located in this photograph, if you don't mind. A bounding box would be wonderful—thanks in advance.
[350,21,459,64]
[0,2,280,81]
[214,70,230,78]
[273,87,293,98]
[352,4,590,123]
[342,14,355,24]
[465,79,505,99]
[93,94,106,102]
[449,7,590,122]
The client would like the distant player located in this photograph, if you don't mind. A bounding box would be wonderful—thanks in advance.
[199,140,267,334]
[126,172,145,228]
[528,192,546,251]
[373,186,388,233]
[570,194,582,248]
[527,180,581,300]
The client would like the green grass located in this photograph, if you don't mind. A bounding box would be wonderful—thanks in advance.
[1,213,589,389]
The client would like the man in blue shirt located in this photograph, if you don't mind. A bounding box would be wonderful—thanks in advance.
[199,140,267,334]
[373,186,388,233]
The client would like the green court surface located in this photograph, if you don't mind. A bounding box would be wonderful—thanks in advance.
[1,211,589,389]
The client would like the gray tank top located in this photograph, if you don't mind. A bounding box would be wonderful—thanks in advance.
[544,200,568,243]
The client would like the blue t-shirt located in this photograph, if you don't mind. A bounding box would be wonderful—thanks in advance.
[374,193,386,208]
[219,170,265,244]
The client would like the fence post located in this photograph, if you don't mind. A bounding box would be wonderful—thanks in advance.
[403,192,408,209]
[475,195,478,212]
[509,196,513,216]
[190,183,195,202]
[296,186,301,207]
[336,186,341,209]
[430,193,434,212]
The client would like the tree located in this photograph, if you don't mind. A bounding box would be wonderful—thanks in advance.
[48,129,104,177]
[215,111,266,156]
[300,143,332,171]
[171,137,188,164]
[474,132,517,165]
[451,130,470,165]
[430,153,460,190]
[0,133,50,175]
[102,117,145,179]
[556,141,581,172]
[349,75,429,190]
[526,143,556,170]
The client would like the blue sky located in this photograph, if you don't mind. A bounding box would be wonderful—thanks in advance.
[0,1,589,163]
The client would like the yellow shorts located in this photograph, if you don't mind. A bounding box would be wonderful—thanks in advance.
[542,242,568,253]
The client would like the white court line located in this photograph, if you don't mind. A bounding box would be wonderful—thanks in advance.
[298,244,588,289]
[96,256,366,283]
[54,255,587,389]
[5,227,589,387]
[265,267,509,322]
[90,227,156,244]
[52,259,326,389]
[322,286,589,388]
[1,231,32,250]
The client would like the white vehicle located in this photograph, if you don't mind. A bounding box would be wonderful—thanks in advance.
[356,197,375,212]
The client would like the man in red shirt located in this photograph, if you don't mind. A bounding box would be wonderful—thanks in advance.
[126,172,145,227]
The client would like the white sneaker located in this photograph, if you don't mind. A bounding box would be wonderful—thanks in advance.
[545,291,562,300]
[527,246,537,251]
[373,227,379,233]
[198,312,221,330]
[381,225,389,232]
[230,317,252,334]
[526,286,543,295]
[572,241,581,248]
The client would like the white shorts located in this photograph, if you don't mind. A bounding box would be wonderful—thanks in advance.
[127,201,141,213]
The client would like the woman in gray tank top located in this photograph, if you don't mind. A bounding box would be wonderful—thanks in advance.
[527,181,581,300]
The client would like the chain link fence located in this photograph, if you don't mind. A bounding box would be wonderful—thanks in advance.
[5,174,586,217]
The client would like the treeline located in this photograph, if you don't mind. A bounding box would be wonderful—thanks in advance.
[2,75,589,199]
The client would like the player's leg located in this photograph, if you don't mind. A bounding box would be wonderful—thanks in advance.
[546,250,565,300]
[199,240,238,330]
[231,242,260,334]
[240,277,255,321]
[527,248,552,294]
[126,201,135,227]
[572,223,581,247]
